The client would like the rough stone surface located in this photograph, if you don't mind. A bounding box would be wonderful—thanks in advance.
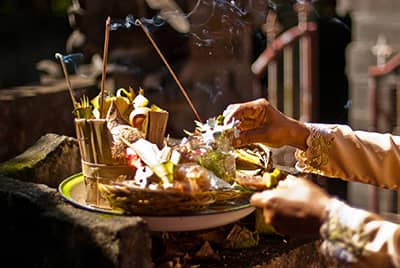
[150,217,329,268]
[0,174,152,268]
[346,2,400,132]
[342,0,400,213]
[340,0,400,13]
[217,237,328,268]
[353,14,400,43]
[252,240,327,267]
[0,76,96,162]
[0,133,81,188]
[346,42,376,77]
[0,134,330,267]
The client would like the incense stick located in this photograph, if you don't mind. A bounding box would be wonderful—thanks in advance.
[135,19,203,123]
[55,53,78,108]
[99,16,111,118]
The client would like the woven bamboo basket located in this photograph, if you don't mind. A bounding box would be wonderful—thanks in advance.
[74,118,136,209]
[98,182,251,215]
[75,114,249,214]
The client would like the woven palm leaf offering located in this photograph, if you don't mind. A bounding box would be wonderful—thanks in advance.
[73,87,166,209]
[179,118,287,196]
[96,112,287,215]
[97,115,241,215]
[58,16,287,216]
[69,86,286,215]
[234,143,287,190]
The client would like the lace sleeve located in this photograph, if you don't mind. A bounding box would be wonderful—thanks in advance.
[294,123,400,190]
[320,199,400,267]
[295,123,335,175]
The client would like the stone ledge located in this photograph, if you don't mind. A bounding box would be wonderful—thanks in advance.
[0,175,152,268]
[0,76,95,101]
[0,133,81,188]
[0,133,330,267]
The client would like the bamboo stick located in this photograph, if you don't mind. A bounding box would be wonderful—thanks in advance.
[55,53,78,108]
[135,19,203,122]
[100,16,111,118]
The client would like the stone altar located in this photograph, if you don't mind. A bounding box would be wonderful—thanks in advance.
[0,133,329,267]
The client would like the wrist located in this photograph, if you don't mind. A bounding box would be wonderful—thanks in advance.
[287,120,310,150]
[319,198,372,264]
[319,197,337,223]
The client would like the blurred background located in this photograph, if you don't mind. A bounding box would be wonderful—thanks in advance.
[1,0,400,215]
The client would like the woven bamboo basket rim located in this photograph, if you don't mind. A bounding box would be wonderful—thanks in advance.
[97,182,251,215]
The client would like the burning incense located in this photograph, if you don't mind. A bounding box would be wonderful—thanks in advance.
[99,16,111,118]
[135,19,203,123]
[55,53,78,108]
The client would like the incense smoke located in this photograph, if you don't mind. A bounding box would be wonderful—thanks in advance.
[109,0,350,56]
[186,0,251,53]
[110,15,136,31]
[107,3,349,80]
[60,53,84,74]
[104,0,262,105]
[110,15,166,31]
[109,0,255,55]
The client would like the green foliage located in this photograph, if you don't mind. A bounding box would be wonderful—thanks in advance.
[255,208,279,235]
[73,96,93,119]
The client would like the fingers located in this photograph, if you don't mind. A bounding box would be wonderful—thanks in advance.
[277,175,300,187]
[223,103,240,125]
[250,191,273,208]
[250,175,330,237]
[250,175,298,208]
[250,188,286,208]
[231,126,272,147]
[222,98,269,128]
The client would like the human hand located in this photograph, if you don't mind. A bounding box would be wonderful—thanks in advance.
[250,175,333,237]
[222,98,309,150]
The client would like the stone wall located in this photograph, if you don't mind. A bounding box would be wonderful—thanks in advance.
[0,76,96,162]
[339,0,400,212]
[343,0,400,129]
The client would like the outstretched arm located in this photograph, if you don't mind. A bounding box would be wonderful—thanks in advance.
[296,123,400,190]
[223,98,310,149]
[223,98,400,190]
[251,176,400,267]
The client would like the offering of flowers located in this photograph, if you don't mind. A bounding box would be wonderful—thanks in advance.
[66,84,286,215]
[75,88,283,215]
[56,16,286,215]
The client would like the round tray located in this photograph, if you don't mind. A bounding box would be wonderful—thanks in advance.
[59,173,255,232]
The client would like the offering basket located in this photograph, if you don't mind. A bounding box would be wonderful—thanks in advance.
[74,108,249,215]
[74,118,135,208]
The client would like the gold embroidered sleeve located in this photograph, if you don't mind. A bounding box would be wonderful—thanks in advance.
[295,124,400,190]
[320,199,400,267]
[295,123,335,176]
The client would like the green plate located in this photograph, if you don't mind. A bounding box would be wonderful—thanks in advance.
[59,172,124,215]
[59,173,256,231]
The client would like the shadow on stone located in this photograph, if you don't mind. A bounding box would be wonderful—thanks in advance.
[0,175,152,268]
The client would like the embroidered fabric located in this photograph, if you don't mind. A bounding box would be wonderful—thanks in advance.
[320,199,377,266]
[295,123,335,174]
